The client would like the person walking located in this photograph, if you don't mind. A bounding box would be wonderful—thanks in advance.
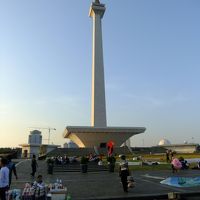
[119,155,129,192]
[7,156,18,187]
[0,158,9,200]
[31,155,38,177]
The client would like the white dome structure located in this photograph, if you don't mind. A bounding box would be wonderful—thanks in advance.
[158,139,171,146]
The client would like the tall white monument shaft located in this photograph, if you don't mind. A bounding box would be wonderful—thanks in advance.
[89,1,107,127]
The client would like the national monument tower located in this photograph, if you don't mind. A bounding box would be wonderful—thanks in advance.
[63,0,146,147]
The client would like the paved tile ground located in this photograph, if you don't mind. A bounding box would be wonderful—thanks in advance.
[11,160,200,200]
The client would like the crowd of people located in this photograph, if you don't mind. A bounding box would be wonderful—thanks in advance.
[51,151,200,193]
[50,156,78,166]
[0,155,48,200]
[2,150,200,198]
[51,153,103,166]
[54,156,71,165]
[166,150,200,173]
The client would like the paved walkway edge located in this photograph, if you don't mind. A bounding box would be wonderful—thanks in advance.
[79,191,200,200]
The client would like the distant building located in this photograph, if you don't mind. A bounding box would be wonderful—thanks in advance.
[28,130,42,145]
[158,138,199,153]
[63,141,78,148]
[20,130,60,158]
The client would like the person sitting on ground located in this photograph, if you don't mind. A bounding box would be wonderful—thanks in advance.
[171,157,182,173]
[179,157,189,170]
[60,156,63,165]
[32,175,46,200]
[89,154,99,162]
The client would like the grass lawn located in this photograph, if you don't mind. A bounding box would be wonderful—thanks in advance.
[103,153,200,163]
[114,163,172,171]
[129,153,200,162]
[103,153,200,171]
[128,164,172,171]
[109,153,200,163]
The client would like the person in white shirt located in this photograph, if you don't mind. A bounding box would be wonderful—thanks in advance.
[0,158,9,200]
[119,155,129,192]
[32,175,46,200]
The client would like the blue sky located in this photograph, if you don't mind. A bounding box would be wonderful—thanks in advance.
[0,0,200,147]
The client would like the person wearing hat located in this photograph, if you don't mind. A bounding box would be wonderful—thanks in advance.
[119,155,129,192]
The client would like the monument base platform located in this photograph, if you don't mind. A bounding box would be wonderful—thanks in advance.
[63,126,146,147]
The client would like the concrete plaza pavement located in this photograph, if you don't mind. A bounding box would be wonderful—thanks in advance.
[11,160,200,200]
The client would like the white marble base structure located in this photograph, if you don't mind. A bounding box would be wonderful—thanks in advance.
[64,126,145,148]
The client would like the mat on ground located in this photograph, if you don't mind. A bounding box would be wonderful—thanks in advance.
[160,177,200,187]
